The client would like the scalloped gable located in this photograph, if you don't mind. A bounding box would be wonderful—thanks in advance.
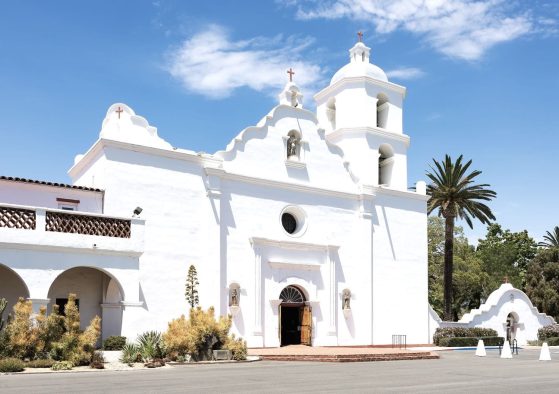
[214,104,359,189]
[458,283,556,325]
[99,103,172,150]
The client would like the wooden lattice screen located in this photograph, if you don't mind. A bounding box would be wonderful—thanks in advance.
[0,206,36,230]
[45,211,131,238]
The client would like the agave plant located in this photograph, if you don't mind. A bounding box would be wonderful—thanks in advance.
[137,331,165,362]
[119,343,141,366]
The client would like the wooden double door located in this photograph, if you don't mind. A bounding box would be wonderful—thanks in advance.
[280,304,312,346]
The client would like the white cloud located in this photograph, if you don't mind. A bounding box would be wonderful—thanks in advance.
[165,25,325,99]
[292,0,539,61]
[386,67,425,80]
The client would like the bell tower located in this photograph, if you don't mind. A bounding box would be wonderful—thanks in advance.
[315,35,410,190]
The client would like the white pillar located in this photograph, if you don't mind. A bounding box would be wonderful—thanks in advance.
[328,246,337,336]
[28,298,50,316]
[253,247,263,337]
[101,303,123,340]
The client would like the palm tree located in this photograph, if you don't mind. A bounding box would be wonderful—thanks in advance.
[426,155,496,321]
[538,226,559,248]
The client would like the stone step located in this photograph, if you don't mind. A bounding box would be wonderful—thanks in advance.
[260,352,439,362]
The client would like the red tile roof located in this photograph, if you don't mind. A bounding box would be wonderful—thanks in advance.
[0,176,103,192]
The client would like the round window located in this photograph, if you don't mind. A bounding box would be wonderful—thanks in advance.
[281,212,297,234]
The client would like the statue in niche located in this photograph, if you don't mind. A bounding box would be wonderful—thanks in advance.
[287,134,300,159]
[230,287,239,307]
[342,289,351,310]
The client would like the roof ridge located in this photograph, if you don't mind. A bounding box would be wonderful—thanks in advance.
[0,176,103,192]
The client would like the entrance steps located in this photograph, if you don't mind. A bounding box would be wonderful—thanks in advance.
[249,346,439,362]
[260,352,438,362]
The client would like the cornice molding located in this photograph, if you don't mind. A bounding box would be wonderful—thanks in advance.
[250,236,339,252]
[314,76,407,103]
[327,127,410,147]
[68,138,221,179]
[204,167,372,201]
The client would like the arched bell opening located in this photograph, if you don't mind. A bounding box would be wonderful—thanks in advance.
[376,93,389,129]
[278,285,312,347]
[378,144,394,186]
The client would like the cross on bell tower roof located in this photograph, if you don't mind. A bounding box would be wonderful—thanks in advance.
[287,68,295,82]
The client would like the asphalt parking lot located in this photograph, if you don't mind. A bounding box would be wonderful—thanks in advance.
[1,349,558,393]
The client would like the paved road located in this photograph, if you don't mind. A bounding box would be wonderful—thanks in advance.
[1,349,558,393]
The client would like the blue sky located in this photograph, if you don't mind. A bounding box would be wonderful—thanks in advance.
[0,1,558,243]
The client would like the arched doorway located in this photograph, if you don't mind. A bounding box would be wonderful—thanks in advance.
[279,285,312,346]
[506,312,519,342]
[0,264,30,317]
[47,267,123,337]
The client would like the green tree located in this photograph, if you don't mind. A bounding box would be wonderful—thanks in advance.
[525,248,559,320]
[428,217,487,320]
[185,265,199,308]
[476,223,537,290]
[426,154,496,321]
[538,226,559,249]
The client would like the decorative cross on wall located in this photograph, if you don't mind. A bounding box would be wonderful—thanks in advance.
[287,68,295,82]
[357,31,363,42]
[115,107,123,119]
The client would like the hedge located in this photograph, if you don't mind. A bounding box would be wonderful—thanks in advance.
[538,325,559,341]
[26,359,55,368]
[0,358,25,373]
[103,336,127,351]
[544,337,559,346]
[438,336,504,347]
[433,327,499,346]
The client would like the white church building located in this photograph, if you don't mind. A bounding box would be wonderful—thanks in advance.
[1,39,432,347]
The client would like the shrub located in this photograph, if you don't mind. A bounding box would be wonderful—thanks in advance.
[0,357,25,373]
[538,325,559,341]
[0,330,9,358]
[545,337,559,346]
[103,335,126,350]
[4,298,37,359]
[25,359,56,368]
[90,352,105,369]
[438,336,504,347]
[224,335,247,361]
[120,343,141,365]
[162,315,190,358]
[1,294,99,364]
[51,361,73,371]
[163,307,231,361]
[433,327,498,346]
[0,298,7,331]
[50,294,101,366]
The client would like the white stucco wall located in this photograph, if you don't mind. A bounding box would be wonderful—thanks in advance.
[0,179,103,213]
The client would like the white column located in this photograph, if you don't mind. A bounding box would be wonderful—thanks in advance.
[328,246,337,335]
[35,208,46,233]
[28,298,50,316]
[254,247,263,336]
[101,303,124,340]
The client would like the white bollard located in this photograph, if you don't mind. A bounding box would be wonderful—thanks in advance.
[475,339,486,357]
[501,340,513,359]
[539,342,551,361]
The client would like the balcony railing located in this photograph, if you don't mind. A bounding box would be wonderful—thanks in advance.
[0,206,36,230]
[0,205,130,238]
[45,211,131,238]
